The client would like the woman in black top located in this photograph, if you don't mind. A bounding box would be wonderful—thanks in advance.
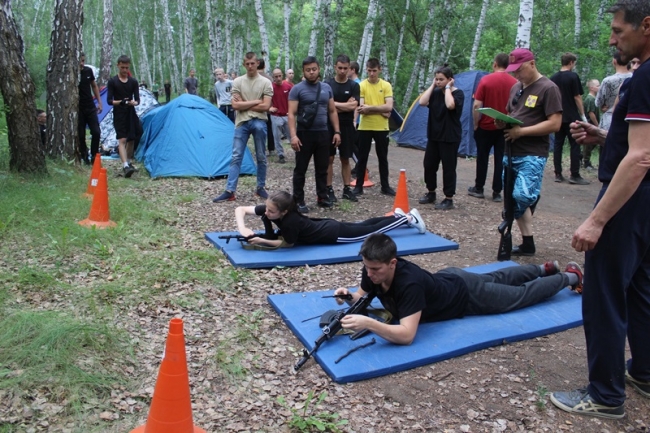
[418,65,465,210]
[234,191,426,248]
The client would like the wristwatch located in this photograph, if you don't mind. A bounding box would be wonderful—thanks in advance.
[334,131,341,135]
[445,85,451,90]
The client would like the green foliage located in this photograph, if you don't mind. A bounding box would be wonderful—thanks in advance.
[277,391,349,433]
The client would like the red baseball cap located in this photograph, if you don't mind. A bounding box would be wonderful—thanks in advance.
[505,48,535,72]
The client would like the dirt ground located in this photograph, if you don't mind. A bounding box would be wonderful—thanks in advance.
[102,143,649,432]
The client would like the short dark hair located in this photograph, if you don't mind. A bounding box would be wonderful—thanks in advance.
[350,61,360,74]
[244,52,257,61]
[613,51,625,65]
[302,56,319,68]
[335,54,350,64]
[366,58,380,69]
[435,64,454,79]
[608,0,650,28]
[268,191,297,213]
[117,55,131,64]
[257,58,266,70]
[359,233,397,264]
[80,52,86,59]
[561,52,577,66]
[494,53,509,69]
[36,109,45,116]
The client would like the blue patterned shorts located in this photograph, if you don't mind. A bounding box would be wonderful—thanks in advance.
[502,155,547,219]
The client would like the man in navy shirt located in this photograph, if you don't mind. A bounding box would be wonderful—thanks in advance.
[78,53,102,165]
[551,0,650,419]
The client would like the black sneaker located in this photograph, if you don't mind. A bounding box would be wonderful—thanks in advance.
[297,202,310,213]
[492,192,502,202]
[467,186,485,199]
[317,199,333,208]
[381,186,396,196]
[511,244,535,256]
[569,176,590,185]
[626,369,650,398]
[128,162,139,171]
[352,186,364,196]
[555,174,565,182]
[278,155,286,164]
[342,186,358,202]
[434,198,454,210]
[123,165,136,178]
[550,389,624,419]
[418,192,436,204]
[327,186,338,203]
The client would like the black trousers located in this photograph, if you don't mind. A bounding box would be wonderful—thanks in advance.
[553,122,582,177]
[267,117,275,152]
[424,139,459,198]
[473,127,505,193]
[293,130,330,203]
[355,130,390,189]
[78,106,100,162]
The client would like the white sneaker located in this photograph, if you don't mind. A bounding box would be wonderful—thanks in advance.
[408,208,426,234]
[394,208,407,218]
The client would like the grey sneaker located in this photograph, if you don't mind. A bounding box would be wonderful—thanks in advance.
[550,389,624,419]
[569,176,590,185]
[407,208,426,234]
[297,202,309,214]
[626,370,650,398]
[467,186,485,199]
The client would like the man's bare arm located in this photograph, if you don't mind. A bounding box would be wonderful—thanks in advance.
[473,99,484,130]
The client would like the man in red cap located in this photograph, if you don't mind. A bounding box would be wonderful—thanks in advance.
[495,48,562,256]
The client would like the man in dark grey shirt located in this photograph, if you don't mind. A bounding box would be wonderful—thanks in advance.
[184,69,198,95]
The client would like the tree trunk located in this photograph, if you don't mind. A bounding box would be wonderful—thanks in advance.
[46,0,83,161]
[515,0,534,48]
[378,2,389,83]
[98,0,112,86]
[0,0,47,173]
[135,3,151,86]
[282,0,292,72]
[206,0,217,70]
[254,0,270,74]
[469,0,490,70]
[225,0,233,73]
[357,0,377,72]
[321,0,334,79]
[307,0,322,56]
[392,0,410,89]
[161,0,180,92]
[402,1,435,112]
[574,0,581,46]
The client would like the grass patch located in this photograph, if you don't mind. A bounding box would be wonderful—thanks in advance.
[0,311,133,415]
[277,390,349,433]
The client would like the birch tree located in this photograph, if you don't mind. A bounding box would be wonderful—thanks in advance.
[98,0,112,85]
[225,0,234,72]
[402,1,436,112]
[282,0,292,71]
[161,0,180,91]
[307,0,322,56]
[515,0,534,48]
[135,2,151,86]
[391,0,410,89]
[378,2,389,83]
[357,0,378,73]
[322,0,334,79]
[254,0,270,73]
[469,0,490,70]
[0,0,46,173]
[574,0,581,46]
[206,0,218,70]
[179,0,195,75]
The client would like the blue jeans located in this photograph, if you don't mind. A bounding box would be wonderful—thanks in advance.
[226,118,267,192]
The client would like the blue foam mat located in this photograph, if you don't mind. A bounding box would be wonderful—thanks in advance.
[267,261,583,383]
[205,229,458,268]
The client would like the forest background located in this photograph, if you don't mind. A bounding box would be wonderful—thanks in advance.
[11,0,617,115]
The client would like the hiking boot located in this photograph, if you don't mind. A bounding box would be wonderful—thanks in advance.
[543,260,561,276]
[569,176,590,185]
[278,155,286,164]
[565,261,584,294]
[352,186,364,196]
[297,202,310,213]
[327,186,338,203]
[123,165,136,178]
[317,198,333,209]
[512,244,535,256]
[467,186,485,199]
[626,369,650,398]
[492,192,502,202]
[550,389,624,419]
[342,186,358,202]
[407,208,426,234]
[434,198,454,210]
[213,190,235,203]
[418,192,436,204]
[555,174,565,183]
[256,187,269,199]
[381,186,396,196]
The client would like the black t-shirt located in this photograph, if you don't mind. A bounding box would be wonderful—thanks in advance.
[549,70,583,123]
[107,75,140,116]
[78,66,97,109]
[427,87,465,142]
[164,83,171,94]
[254,205,339,245]
[326,78,360,124]
[600,59,650,183]
[361,259,469,322]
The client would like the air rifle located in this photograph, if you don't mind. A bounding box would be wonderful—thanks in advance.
[294,292,376,371]
[497,140,514,261]
[218,232,278,244]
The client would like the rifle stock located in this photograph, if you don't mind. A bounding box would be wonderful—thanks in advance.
[498,140,514,261]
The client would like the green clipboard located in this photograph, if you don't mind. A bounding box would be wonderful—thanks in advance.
[477,107,523,125]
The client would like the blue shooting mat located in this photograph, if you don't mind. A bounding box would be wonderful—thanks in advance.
[204,228,458,269]
[267,261,583,383]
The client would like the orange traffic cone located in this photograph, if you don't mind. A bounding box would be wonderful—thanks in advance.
[386,169,410,216]
[130,318,206,433]
[83,154,102,197]
[354,169,374,187]
[79,168,117,228]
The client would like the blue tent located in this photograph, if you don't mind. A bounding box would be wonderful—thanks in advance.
[135,94,257,178]
[391,70,488,157]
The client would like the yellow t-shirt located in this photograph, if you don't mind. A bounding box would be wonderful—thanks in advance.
[359,78,393,131]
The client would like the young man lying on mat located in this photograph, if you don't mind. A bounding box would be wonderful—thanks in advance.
[333,233,583,345]
[234,190,425,248]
